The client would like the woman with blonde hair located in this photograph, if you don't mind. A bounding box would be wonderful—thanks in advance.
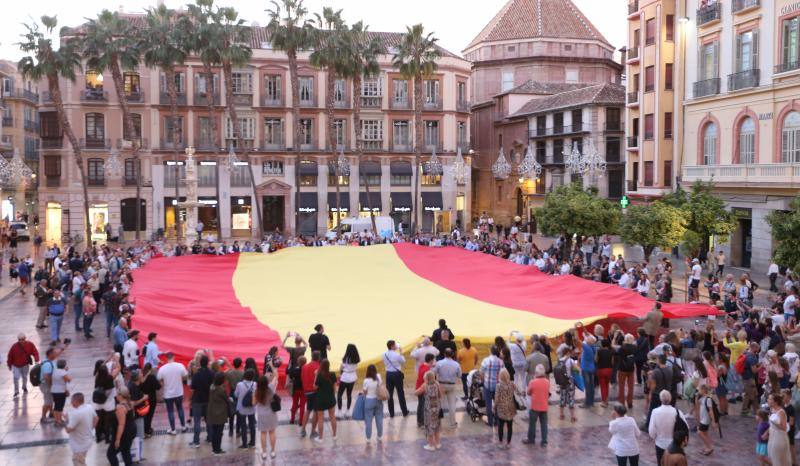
[415,370,443,451]
[494,368,517,449]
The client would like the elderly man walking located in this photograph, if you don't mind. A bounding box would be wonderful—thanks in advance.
[7,333,40,397]
[433,348,462,427]
[648,390,687,465]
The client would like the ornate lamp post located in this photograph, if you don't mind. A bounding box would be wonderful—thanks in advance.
[424,147,443,176]
[491,147,512,180]
[517,145,542,181]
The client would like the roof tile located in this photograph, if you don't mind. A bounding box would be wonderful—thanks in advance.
[510,82,625,117]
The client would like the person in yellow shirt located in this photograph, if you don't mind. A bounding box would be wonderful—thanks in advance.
[457,338,478,399]
[723,330,748,366]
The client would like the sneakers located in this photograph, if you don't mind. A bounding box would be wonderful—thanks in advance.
[261,452,267,460]
[189,442,200,448]
[212,450,225,456]
[377,436,383,442]
[181,426,189,433]
[313,437,323,444]
[166,429,177,435]
[13,392,19,398]
[310,431,319,440]
[423,444,436,451]
[270,452,277,458]
[299,429,307,438]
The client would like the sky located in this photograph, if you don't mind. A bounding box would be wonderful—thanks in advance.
[0,0,627,61]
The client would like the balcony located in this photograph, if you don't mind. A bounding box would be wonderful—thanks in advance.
[116,138,149,150]
[299,97,316,108]
[728,69,760,91]
[627,180,638,192]
[391,142,412,152]
[40,91,53,104]
[80,138,111,150]
[160,139,187,151]
[696,3,722,27]
[457,100,471,113]
[528,122,589,138]
[299,142,316,152]
[693,78,721,98]
[423,99,443,111]
[80,89,108,102]
[261,95,283,107]
[605,121,623,132]
[261,139,285,151]
[627,136,639,149]
[2,117,12,127]
[458,141,471,152]
[42,137,63,149]
[2,88,39,103]
[360,140,383,152]
[627,91,639,105]
[333,99,350,109]
[733,0,759,14]
[391,99,411,110]
[159,92,187,105]
[87,177,106,187]
[360,95,382,108]
[682,163,800,187]
[627,46,639,62]
[775,61,800,75]
[24,120,39,132]
[125,91,144,103]
[424,144,443,153]
[628,1,639,17]
[194,92,220,106]
[46,177,60,188]
[124,177,139,186]
[194,139,218,152]
[231,93,253,107]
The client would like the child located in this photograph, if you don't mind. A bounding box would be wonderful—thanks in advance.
[696,384,716,456]
[756,409,770,466]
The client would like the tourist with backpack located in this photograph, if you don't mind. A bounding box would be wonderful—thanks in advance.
[234,368,257,449]
[696,384,719,456]
[35,344,68,424]
[554,344,577,423]
[648,389,688,465]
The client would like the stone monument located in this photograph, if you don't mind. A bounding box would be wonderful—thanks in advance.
[178,146,201,244]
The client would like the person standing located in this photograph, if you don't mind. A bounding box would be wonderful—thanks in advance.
[480,345,504,428]
[300,351,321,438]
[47,289,68,345]
[34,280,51,329]
[415,353,435,428]
[107,386,137,466]
[608,404,640,465]
[716,250,726,277]
[768,393,792,466]
[313,359,338,443]
[524,364,549,446]
[494,368,517,449]
[140,363,160,438]
[81,284,97,340]
[362,364,384,442]
[410,337,439,371]
[189,355,214,448]
[40,344,67,424]
[255,374,278,460]
[509,334,528,399]
[337,344,360,418]
[7,333,39,397]
[206,372,229,456]
[122,330,140,370]
[415,371,443,451]
[234,369,257,449]
[433,348,462,427]
[457,338,478,399]
[648,390,685,465]
[143,333,160,369]
[769,260,781,292]
[742,342,762,417]
[51,359,72,426]
[156,352,189,434]
[65,393,98,466]
[383,340,409,418]
[308,324,331,360]
[581,335,598,408]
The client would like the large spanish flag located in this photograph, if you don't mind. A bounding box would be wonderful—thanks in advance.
[130,244,712,369]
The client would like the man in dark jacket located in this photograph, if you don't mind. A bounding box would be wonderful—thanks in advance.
[189,355,214,447]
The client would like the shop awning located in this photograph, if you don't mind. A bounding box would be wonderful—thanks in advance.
[391,192,412,212]
[359,192,382,212]
[298,192,318,213]
[422,192,443,212]
[327,192,350,212]
[360,161,381,175]
[298,161,318,175]
[390,161,412,175]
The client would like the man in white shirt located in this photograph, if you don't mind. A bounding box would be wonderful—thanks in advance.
[618,269,631,289]
[157,352,189,434]
[690,258,702,301]
[143,332,161,369]
[382,340,408,418]
[648,390,686,465]
[410,337,439,371]
[768,261,780,292]
[784,286,798,322]
[65,392,97,466]
[122,330,140,369]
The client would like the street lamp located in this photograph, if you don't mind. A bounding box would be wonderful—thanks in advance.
[517,144,542,181]
[424,147,443,176]
[335,147,350,177]
[491,147,512,180]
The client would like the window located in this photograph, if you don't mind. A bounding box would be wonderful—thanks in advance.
[362,76,381,97]
[264,75,281,103]
[226,116,255,148]
[739,117,756,164]
[393,79,408,106]
[565,68,579,83]
[298,161,317,186]
[424,79,440,104]
[122,114,142,141]
[699,41,719,80]
[571,109,582,131]
[633,73,640,92]
[198,162,217,187]
[644,161,654,186]
[40,112,61,139]
[665,63,673,90]
[553,139,564,163]
[457,121,467,148]
[85,70,104,90]
[501,71,514,91]
[334,79,346,103]
[664,160,672,186]
[606,108,621,130]
[230,163,251,187]
[782,17,800,69]
[300,119,313,147]
[393,120,411,149]
[263,118,283,147]
[88,158,104,185]
[644,114,654,140]
[646,18,656,46]
[553,113,564,133]
[666,15,674,41]
[333,119,346,149]
[390,161,412,186]
[85,113,105,142]
[163,162,186,187]
[664,112,673,139]
[703,122,717,165]
[536,141,546,163]
[328,162,349,186]
[359,162,381,186]
[645,66,655,92]
[124,158,140,183]
[197,117,215,148]
[231,71,253,94]
[735,30,759,72]
[164,116,183,143]
[457,82,467,104]
[782,111,800,163]
[424,121,439,149]
[123,73,140,95]
[361,120,383,142]
[262,160,284,176]
[195,73,218,95]
[44,155,61,178]
[160,72,185,93]
[606,137,621,162]
[299,77,314,103]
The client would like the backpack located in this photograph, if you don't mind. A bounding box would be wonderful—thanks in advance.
[673,407,689,437]
[553,360,571,388]
[620,347,636,372]
[734,353,747,375]
[29,360,52,387]
[241,383,254,408]
[706,396,721,425]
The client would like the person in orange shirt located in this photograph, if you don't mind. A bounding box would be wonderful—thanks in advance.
[523,364,550,446]
[457,338,478,399]
[416,353,435,428]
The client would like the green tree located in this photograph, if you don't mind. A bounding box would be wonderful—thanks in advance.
[142,5,189,241]
[666,181,736,258]
[267,0,313,236]
[18,16,91,245]
[83,10,144,239]
[767,196,800,272]
[619,202,686,260]
[393,24,441,234]
[535,183,621,253]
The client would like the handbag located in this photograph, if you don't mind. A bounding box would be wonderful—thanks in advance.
[92,388,108,405]
[270,393,281,412]
[135,399,150,417]
[572,371,585,392]
[377,382,389,401]
[352,394,366,421]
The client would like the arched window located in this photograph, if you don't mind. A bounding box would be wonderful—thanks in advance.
[702,122,717,165]
[782,111,800,163]
[738,117,755,164]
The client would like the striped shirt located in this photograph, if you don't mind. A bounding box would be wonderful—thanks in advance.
[480,355,503,391]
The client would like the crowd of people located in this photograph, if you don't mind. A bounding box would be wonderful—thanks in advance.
[4,227,800,466]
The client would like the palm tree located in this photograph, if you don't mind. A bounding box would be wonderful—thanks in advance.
[341,21,383,234]
[142,5,188,241]
[215,6,263,241]
[267,0,313,237]
[309,7,345,235]
[17,16,91,246]
[392,24,440,235]
[83,10,143,240]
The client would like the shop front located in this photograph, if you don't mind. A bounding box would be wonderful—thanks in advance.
[390,192,412,232]
[327,192,350,231]
[359,192,382,218]
[164,196,187,239]
[297,192,318,236]
[89,203,109,242]
[421,192,443,234]
[198,197,218,233]
[231,196,252,237]
[46,202,62,244]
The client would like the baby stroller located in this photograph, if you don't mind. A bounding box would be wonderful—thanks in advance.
[465,369,486,422]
